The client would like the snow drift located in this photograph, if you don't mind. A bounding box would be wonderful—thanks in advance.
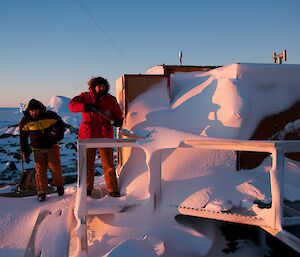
[1,63,300,257]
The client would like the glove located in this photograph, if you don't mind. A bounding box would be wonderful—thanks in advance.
[112,118,123,128]
[84,103,100,112]
[49,122,66,142]
[22,152,31,164]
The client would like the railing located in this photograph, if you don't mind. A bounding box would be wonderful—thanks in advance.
[179,139,300,253]
[180,139,299,227]
[74,138,300,256]
[74,138,139,257]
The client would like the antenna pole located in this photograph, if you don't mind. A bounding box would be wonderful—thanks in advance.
[179,50,183,66]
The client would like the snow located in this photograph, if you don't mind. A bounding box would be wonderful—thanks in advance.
[47,96,71,114]
[103,238,158,257]
[0,188,76,257]
[1,63,300,257]
[47,96,82,129]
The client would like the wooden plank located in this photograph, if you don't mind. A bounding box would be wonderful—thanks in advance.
[182,139,276,153]
[78,138,138,149]
[261,226,300,253]
[183,139,300,151]
[173,205,268,227]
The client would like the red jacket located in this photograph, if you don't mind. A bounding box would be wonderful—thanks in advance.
[68,90,123,139]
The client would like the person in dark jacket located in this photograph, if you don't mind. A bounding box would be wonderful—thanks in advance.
[68,76,123,197]
[19,98,65,202]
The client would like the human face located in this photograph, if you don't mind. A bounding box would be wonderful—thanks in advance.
[94,84,106,95]
[29,109,40,118]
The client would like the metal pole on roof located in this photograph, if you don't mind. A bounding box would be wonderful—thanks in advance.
[272,50,287,64]
[283,49,287,61]
[179,50,183,66]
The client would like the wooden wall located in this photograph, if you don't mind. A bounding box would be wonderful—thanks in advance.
[237,101,300,170]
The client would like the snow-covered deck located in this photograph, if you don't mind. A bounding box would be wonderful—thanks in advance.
[74,138,300,256]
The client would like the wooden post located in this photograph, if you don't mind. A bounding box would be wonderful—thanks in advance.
[269,146,284,230]
[74,142,88,256]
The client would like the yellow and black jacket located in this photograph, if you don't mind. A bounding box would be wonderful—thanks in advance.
[19,106,65,156]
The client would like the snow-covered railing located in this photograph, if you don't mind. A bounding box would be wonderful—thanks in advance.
[180,139,300,251]
[74,138,139,257]
[74,138,300,256]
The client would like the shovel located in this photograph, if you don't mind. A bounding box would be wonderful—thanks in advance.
[92,107,151,139]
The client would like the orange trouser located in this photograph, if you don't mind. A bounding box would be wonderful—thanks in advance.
[86,148,119,193]
[33,145,64,194]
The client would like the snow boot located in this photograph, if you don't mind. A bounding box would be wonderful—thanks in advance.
[37,193,46,202]
[57,186,64,196]
[87,189,92,196]
[109,192,121,197]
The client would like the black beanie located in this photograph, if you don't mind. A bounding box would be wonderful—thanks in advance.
[27,99,45,110]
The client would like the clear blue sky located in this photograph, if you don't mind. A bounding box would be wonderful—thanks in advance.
[1,0,300,107]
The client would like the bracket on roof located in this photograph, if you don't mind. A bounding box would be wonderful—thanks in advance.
[272,50,287,64]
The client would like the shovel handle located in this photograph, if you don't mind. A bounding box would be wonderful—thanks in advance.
[91,108,113,124]
[93,108,146,139]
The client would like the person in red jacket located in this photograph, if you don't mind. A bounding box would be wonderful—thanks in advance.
[68,76,123,197]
